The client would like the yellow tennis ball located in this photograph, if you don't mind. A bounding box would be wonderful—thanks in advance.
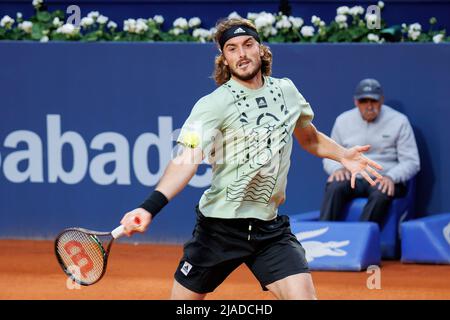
[182,131,200,148]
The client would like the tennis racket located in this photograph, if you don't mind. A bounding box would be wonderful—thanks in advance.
[54,216,140,286]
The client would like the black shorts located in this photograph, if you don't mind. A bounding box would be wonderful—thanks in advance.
[174,206,309,294]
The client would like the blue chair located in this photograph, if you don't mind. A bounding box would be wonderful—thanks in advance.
[291,176,416,259]
[341,177,416,259]
[401,212,450,264]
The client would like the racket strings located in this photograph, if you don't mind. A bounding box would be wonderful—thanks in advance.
[56,230,107,284]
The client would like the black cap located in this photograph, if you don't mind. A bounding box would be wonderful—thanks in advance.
[354,78,383,101]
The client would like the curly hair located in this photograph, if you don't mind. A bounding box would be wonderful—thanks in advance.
[212,18,273,86]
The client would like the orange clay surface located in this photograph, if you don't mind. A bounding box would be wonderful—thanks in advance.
[1,239,449,300]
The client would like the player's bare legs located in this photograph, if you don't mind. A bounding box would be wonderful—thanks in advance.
[170,279,207,300]
[266,273,317,300]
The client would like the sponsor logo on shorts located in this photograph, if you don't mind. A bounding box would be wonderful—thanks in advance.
[181,261,193,276]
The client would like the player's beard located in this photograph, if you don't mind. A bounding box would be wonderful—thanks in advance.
[229,57,262,82]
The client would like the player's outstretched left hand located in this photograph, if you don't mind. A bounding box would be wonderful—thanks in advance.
[340,145,383,189]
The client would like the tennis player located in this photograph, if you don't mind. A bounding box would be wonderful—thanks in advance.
[120,18,383,300]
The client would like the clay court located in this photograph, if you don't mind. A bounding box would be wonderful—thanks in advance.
[1,239,449,300]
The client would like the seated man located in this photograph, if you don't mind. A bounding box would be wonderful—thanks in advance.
[320,78,420,225]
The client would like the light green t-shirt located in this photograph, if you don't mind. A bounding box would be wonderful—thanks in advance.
[178,76,314,220]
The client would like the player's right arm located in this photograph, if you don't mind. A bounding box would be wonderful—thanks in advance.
[122,93,224,236]
[120,146,203,236]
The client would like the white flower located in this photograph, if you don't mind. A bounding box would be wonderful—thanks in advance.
[97,15,108,25]
[367,33,380,42]
[270,27,278,36]
[335,14,348,29]
[56,23,77,35]
[53,17,62,27]
[289,16,303,29]
[107,21,117,29]
[0,15,14,28]
[16,12,22,19]
[254,12,276,37]
[171,27,183,36]
[247,12,259,21]
[188,17,201,28]
[335,14,347,24]
[319,21,325,27]
[254,12,276,30]
[123,18,148,34]
[124,19,136,33]
[433,34,444,43]
[123,19,148,34]
[228,11,241,19]
[408,30,420,41]
[18,21,33,33]
[40,36,49,43]
[80,17,94,28]
[264,12,276,25]
[173,17,188,29]
[349,6,364,16]
[300,25,314,37]
[135,18,148,33]
[311,15,321,26]
[407,23,422,41]
[275,15,292,29]
[32,0,43,8]
[153,15,164,25]
[378,1,385,9]
[365,13,378,25]
[409,23,422,31]
[192,28,209,38]
[209,27,217,38]
[193,28,212,42]
[87,11,100,20]
[337,6,350,15]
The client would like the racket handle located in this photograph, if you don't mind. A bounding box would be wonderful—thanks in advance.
[111,225,125,239]
[112,216,142,239]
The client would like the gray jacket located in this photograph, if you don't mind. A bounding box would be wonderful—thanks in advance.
[323,105,420,183]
